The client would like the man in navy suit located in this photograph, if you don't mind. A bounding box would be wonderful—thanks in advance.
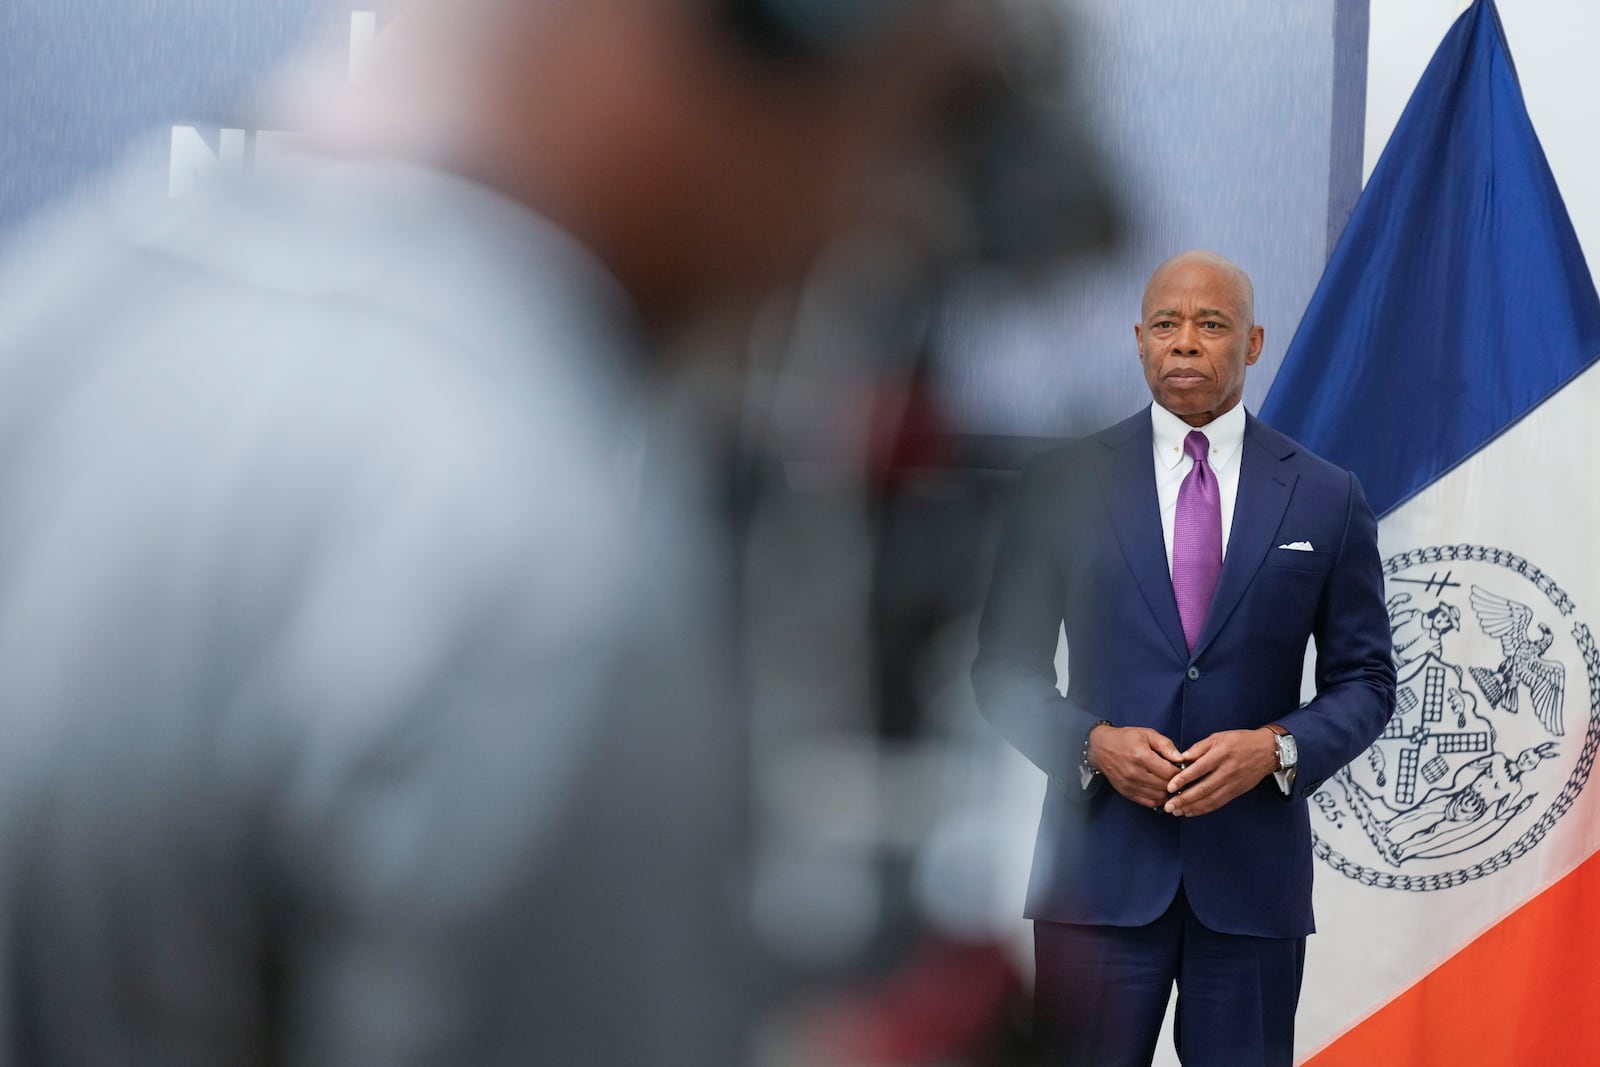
[973,251,1395,1066]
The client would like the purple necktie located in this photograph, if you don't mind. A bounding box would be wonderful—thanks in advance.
[1172,429,1222,652]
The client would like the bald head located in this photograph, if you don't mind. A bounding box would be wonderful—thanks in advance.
[1141,250,1255,327]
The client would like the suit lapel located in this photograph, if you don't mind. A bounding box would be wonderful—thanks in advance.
[1192,415,1299,658]
[1096,412,1188,663]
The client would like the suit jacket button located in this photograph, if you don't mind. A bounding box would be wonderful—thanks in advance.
[1186,666,1200,680]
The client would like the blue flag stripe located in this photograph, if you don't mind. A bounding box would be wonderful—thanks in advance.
[1261,0,1600,518]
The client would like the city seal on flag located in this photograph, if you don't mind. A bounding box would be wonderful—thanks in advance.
[1311,545,1600,891]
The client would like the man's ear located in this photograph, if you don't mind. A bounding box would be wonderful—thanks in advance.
[1245,323,1264,366]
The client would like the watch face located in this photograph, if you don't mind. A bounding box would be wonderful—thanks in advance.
[1278,734,1298,766]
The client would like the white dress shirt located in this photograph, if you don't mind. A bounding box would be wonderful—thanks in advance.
[1151,400,1247,574]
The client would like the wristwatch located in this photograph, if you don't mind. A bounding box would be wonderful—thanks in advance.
[1079,719,1111,790]
[1265,723,1297,793]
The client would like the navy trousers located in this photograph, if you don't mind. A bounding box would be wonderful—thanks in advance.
[1033,884,1306,1067]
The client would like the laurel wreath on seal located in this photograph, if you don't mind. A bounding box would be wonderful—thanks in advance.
[1312,544,1600,891]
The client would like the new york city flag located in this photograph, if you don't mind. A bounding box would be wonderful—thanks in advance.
[1261,1,1600,1062]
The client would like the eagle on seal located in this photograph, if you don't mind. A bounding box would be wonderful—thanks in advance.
[1467,584,1565,736]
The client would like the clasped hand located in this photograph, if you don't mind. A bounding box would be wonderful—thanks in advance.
[1087,724,1280,817]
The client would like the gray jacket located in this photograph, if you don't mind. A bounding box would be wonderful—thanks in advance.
[0,156,748,1066]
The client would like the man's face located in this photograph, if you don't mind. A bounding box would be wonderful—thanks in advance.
[1134,258,1263,427]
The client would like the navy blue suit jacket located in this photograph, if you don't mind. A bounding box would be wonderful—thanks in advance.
[973,408,1395,939]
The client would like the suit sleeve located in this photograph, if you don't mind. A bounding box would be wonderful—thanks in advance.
[971,456,1102,789]
[1275,470,1396,798]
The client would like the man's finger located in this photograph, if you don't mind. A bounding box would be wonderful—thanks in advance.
[1166,786,1206,816]
[1168,767,1252,816]
[1168,750,1217,792]
[1145,732,1184,762]
[1167,769,1209,806]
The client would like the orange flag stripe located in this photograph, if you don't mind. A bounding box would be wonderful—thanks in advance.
[1305,849,1600,1066]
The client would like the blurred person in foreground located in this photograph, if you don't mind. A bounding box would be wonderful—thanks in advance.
[972,251,1395,1067]
[0,1,1084,1063]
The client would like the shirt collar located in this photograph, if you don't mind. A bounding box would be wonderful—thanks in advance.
[1150,400,1247,471]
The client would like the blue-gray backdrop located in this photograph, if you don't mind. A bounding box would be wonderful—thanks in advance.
[0,0,1367,442]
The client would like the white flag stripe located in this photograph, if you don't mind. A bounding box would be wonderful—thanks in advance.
[1296,359,1600,1059]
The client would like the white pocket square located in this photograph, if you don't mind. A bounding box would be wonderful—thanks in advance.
[1277,541,1314,552]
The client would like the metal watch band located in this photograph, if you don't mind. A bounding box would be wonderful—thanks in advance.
[1083,719,1111,776]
